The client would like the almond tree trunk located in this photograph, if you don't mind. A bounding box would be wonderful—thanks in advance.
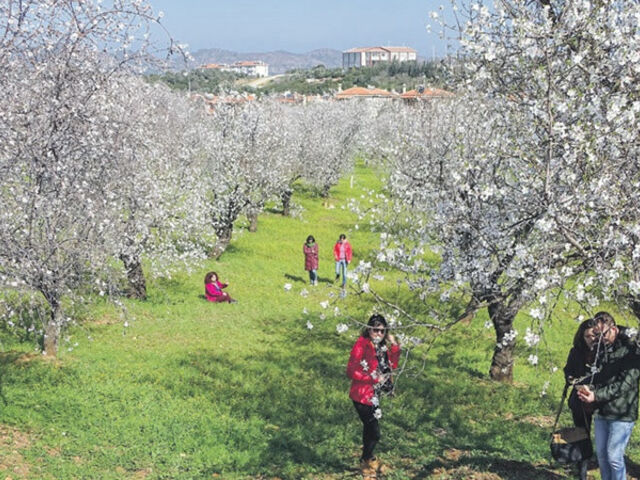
[247,212,258,233]
[211,224,233,259]
[281,189,292,216]
[43,300,62,357]
[488,303,518,383]
[120,253,147,300]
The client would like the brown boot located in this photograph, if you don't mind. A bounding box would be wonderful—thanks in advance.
[375,458,389,475]
[360,458,377,479]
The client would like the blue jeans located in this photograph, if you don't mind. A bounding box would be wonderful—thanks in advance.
[594,417,634,480]
[335,260,348,287]
[308,269,317,283]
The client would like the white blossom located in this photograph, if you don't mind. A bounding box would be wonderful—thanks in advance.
[336,323,349,334]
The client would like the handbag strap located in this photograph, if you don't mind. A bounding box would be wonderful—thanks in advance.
[551,382,570,437]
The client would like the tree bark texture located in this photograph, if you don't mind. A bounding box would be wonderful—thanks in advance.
[121,254,147,300]
[211,224,233,259]
[281,189,292,216]
[43,303,62,357]
[488,303,517,383]
[247,212,258,233]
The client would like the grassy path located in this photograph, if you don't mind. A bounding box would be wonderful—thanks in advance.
[1,164,640,479]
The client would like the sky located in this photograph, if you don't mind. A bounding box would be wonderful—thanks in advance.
[147,1,459,60]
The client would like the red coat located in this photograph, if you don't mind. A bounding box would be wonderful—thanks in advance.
[333,240,353,262]
[346,336,400,405]
[303,243,319,271]
[205,280,228,302]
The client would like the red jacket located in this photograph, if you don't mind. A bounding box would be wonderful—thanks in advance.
[303,243,319,271]
[205,280,227,301]
[333,240,353,262]
[346,336,400,405]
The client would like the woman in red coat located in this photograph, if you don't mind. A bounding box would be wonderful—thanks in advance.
[204,271,237,303]
[303,235,319,286]
[346,314,400,478]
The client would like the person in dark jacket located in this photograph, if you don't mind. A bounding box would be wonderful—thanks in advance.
[578,312,640,480]
[563,317,599,479]
[346,314,400,479]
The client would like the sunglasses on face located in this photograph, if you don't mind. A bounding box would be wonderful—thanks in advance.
[370,328,385,334]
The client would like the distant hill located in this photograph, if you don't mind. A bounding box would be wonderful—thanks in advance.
[188,48,343,74]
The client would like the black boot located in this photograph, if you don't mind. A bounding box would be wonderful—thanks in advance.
[578,459,588,480]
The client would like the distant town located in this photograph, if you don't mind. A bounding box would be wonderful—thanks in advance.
[198,46,421,78]
[147,44,449,105]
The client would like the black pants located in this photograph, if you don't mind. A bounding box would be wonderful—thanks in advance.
[353,400,381,461]
[571,405,593,480]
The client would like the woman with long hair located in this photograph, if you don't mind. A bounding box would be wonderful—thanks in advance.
[346,314,400,478]
[303,235,319,286]
[204,271,237,303]
[563,318,598,479]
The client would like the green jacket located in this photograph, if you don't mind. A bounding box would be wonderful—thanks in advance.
[594,340,640,422]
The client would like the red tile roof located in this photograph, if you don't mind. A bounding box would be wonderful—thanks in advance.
[335,86,397,99]
[234,61,266,66]
[400,88,454,99]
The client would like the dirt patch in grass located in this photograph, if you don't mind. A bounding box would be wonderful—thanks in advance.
[431,465,503,479]
[131,468,153,479]
[0,351,62,368]
[442,448,472,462]
[416,451,571,480]
[520,415,555,428]
[0,424,32,478]
[93,314,122,326]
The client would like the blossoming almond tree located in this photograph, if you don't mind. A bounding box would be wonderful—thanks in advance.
[0,0,179,355]
[446,0,640,369]
[350,0,640,381]
[203,101,293,256]
[356,97,561,382]
[106,78,211,299]
[298,100,362,198]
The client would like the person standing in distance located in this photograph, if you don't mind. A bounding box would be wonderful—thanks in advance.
[333,233,352,288]
[303,235,319,286]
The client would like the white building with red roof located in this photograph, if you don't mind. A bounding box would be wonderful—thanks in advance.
[342,46,417,68]
[200,61,269,77]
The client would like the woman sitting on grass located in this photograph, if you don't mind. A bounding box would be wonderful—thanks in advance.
[346,314,400,479]
[204,271,237,303]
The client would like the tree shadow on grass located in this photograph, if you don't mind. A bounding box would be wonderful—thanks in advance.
[413,455,568,479]
[131,313,570,478]
[151,342,354,476]
[0,352,27,406]
[433,348,486,380]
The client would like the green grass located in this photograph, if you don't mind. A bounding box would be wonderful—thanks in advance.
[1,163,639,479]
